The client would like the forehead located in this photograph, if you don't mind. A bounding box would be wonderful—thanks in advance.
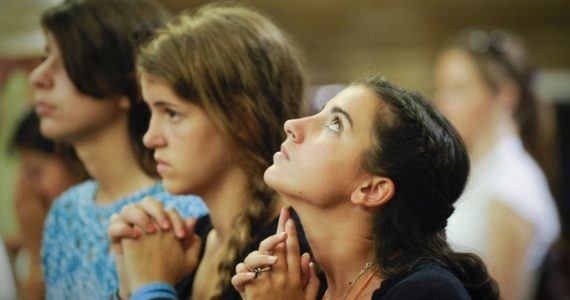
[326,85,378,127]
[438,49,479,76]
[44,32,58,52]
[140,75,176,99]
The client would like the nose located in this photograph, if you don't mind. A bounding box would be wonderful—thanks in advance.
[29,60,53,90]
[284,118,304,143]
[143,116,167,149]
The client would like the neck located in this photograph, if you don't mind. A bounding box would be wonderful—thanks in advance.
[73,116,155,204]
[469,117,518,164]
[290,199,381,299]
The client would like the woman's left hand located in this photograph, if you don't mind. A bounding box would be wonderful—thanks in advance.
[232,214,320,300]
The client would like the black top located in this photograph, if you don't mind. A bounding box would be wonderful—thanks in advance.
[371,261,471,300]
[174,208,315,300]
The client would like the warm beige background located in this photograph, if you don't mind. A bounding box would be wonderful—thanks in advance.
[159,0,570,95]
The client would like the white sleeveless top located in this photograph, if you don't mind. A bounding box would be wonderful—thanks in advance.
[446,134,560,298]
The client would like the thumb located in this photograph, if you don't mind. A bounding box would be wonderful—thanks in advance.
[304,262,320,300]
[110,241,123,255]
[184,233,202,271]
[111,243,131,299]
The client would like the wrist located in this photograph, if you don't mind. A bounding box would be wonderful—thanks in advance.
[131,282,177,300]
[118,288,130,300]
[130,276,175,293]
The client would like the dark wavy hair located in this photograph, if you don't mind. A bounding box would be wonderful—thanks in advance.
[358,76,500,299]
[40,0,171,176]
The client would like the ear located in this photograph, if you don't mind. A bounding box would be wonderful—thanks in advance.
[118,96,131,111]
[350,176,394,208]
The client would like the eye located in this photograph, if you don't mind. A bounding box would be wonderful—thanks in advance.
[164,108,180,121]
[326,116,342,133]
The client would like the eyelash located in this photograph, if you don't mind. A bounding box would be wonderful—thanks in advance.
[164,108,180,121]
[326,116,342,133]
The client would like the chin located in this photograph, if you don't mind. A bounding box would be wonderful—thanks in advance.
[162,180,189,195]
[39,121,76,142]
[263,166,278,189]
[263,167,291,196]
[39,122,61,140]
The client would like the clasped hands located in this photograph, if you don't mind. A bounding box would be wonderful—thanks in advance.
[231,208,320,300]
[107,197,201,299]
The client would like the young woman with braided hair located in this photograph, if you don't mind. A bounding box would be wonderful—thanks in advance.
[232,76,500,299]
[106,4,310,300]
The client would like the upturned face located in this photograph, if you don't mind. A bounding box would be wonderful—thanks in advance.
[264,85,378,207]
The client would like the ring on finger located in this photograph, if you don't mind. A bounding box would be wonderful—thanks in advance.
[253,266,272,279]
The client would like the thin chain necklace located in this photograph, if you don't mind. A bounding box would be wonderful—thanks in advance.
[325,261,376,300]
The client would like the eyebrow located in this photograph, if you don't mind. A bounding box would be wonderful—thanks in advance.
[147,100,179,109]
[331,106,354,128]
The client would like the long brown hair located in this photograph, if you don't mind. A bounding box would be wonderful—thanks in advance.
[360,76,500,299]
[136,3,305,296]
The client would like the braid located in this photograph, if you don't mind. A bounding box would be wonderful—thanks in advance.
[214,179,276,297]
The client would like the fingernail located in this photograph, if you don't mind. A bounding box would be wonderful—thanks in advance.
[132,228,140,238]
[286,219,295,229]
[268,256,278,264]
[147,223,156,232]
[178,229,186,238]
[162,220,171,230]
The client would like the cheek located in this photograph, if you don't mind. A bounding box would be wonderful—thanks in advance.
[166,124,229,193]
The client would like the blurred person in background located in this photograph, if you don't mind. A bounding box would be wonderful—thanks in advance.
[0,0,61,252]
[29,0,207,298]
[433,29,560,300]
[10,110,86,299]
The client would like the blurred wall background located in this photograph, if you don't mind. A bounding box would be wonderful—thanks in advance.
[159,0,570,96]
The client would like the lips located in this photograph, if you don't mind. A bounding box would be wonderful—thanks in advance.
[279,144,290,160]
[34,100,56,116]
[154,157,171,174]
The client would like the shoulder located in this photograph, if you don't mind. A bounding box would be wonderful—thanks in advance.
[372,263,470,300]
[46,180,96,219]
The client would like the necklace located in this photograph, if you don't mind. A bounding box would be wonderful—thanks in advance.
[325,261,377,300]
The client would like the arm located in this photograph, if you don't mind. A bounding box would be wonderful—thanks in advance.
[487,199,535,300]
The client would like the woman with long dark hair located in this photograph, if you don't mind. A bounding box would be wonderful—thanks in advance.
[233,76,500,299]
